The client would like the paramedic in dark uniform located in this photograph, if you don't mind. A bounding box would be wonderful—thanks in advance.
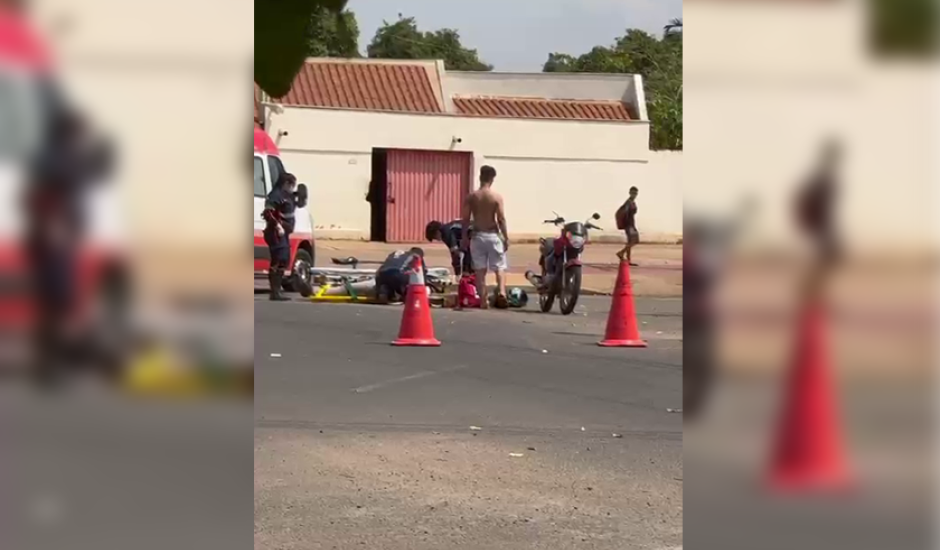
[375,247,426,303]
[262,172,299,301]
[27,102,113,384]
[425,220,472,276]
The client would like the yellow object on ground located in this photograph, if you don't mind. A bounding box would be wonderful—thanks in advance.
[123,348,204,396]
[309,295,381,304]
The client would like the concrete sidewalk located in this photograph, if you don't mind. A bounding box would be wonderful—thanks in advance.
[315,241,683,297]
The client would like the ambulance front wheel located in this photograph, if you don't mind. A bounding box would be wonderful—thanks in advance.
[290,248,314,297]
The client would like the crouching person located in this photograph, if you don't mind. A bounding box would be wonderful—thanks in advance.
[375,247,426,303]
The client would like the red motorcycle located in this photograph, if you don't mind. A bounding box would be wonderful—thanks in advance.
[526,213,602,315]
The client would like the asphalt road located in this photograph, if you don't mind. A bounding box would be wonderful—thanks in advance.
[254,295,683,550]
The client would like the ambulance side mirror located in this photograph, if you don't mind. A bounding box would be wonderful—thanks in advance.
[294,183,309,208]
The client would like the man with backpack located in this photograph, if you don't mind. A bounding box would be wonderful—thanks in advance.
[616,186,640,265]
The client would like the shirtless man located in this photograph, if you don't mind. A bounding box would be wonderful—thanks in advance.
[460,165,508,309]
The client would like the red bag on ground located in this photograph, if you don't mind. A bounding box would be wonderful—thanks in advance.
[457,274,480,308]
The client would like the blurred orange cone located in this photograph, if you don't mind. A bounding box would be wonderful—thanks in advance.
[598,260,647,347]
[392,256,441,347]
[767,301,851,492]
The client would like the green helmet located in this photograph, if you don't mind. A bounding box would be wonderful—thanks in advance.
[507,287,528,308]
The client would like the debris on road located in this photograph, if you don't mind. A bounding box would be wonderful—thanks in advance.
[270,353,282,358]
[527,446,536,451]
[666,408,682,413]
[581,427,586,431]
[541,349,548,354]
[612,433,623,439]
[509,453,524,458]
[469,426,483,431]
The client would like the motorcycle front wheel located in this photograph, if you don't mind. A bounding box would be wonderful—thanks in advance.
[559,266,582,315]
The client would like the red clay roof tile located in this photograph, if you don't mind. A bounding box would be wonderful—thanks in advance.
[453,96,632,122]
[271,61,442,114]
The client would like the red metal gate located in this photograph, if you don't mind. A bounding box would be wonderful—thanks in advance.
[386,149,472,242]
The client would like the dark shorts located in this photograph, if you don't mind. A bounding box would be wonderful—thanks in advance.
[264,231,291,268]
[269,245,290,268]
[34,251,77,315]
[375,269,410,301]
[626,227,640,245]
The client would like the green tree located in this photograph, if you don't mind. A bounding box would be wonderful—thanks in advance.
[255,0,349,97]
[542,53,578,73]
[367,16,492,71]
[663,18,683,38]
[306,5,360,58]
[870,0,936,58]
[542,23,682,151]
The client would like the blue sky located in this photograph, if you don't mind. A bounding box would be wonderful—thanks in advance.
[347,0,683,72]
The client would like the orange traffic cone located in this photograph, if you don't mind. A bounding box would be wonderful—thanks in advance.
[392,256,441,347]
[766,300,851,492]
[598,260,647,347]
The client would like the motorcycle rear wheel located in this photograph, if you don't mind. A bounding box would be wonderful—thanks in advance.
[538,267,556,312]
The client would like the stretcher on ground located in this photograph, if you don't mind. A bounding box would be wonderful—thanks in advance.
[307,257,454,303]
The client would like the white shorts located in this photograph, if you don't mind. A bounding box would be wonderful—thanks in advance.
[470,231,508,272]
